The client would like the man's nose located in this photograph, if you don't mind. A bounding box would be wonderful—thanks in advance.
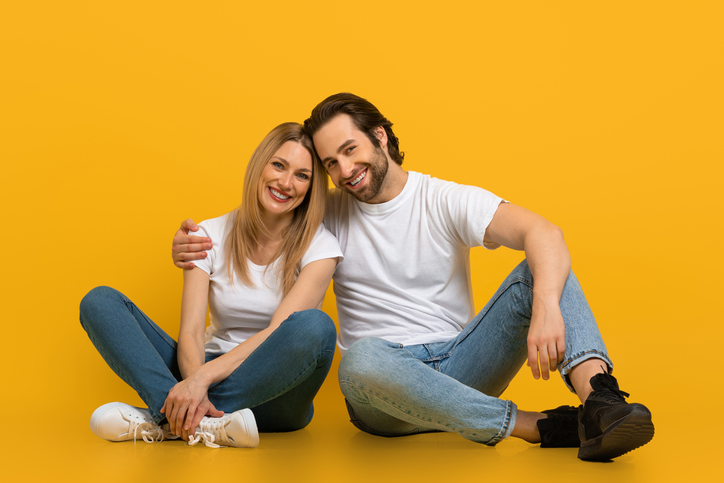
[338,158,356,179]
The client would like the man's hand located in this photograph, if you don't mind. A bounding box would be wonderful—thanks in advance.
[160,374,224,442]
[526,298,566,381]
[172,219,212,269]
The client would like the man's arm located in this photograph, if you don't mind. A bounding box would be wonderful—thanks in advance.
[172,219,213,269]
[483,202,572,381]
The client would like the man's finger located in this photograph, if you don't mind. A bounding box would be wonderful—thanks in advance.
[172,242,212,255]
[181,218,199,232]
[172,236,212,247]
[548,346,558,372]
[174,261,196,270]
[539,351,550,380]
[527,344,540,379]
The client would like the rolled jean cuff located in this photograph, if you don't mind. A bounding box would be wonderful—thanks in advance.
[559,350,613,392]
[486,400,517,446]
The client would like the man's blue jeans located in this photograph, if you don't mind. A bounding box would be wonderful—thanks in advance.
[338,260,612,445]
[80,286,336,431]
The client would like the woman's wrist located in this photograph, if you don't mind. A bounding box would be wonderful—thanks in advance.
[190,362,215,387]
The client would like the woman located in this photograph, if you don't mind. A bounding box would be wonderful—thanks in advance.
[80,122,342,448]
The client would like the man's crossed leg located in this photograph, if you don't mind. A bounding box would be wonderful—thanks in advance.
[339,260,653,460]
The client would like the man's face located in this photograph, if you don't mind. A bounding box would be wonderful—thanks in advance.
[312,114,389,203]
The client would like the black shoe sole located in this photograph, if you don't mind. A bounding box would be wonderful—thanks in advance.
[578,407,654,461]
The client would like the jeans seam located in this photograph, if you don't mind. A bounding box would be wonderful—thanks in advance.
[484,399,514,446]
[123,299,177,351]
[340,380,454,432]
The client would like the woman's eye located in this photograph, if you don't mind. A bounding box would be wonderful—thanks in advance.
[296,173,310,181]
[272,162,284,169]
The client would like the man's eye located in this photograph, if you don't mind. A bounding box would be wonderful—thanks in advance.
[327,160,337,169]
[346,146,355,154]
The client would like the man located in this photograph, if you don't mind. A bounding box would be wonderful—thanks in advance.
[172,93,653,461]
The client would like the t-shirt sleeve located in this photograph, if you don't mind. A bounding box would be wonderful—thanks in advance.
[300,225,344,269]
[190,219,217,275]
[435,179,506,250]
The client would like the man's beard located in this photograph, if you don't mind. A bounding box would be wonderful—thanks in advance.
[345,146,389,203]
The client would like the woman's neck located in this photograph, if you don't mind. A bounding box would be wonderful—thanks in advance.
[258,210,293,246]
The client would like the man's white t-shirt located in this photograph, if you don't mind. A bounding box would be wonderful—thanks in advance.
[193,212,343,354]
[324,171,504,352]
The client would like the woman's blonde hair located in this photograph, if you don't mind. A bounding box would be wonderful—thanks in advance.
[225,122,328,296]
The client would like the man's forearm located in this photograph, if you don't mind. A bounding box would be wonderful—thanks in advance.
[523,223,571,303]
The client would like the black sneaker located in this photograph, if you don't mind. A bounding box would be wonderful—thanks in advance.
[578,373,654,461]
[537,405,581,448]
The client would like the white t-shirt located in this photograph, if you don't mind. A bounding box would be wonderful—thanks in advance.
[324,171,504,352]
[193,212,343,354]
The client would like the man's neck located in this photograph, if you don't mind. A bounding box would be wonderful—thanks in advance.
[365,163,409,205]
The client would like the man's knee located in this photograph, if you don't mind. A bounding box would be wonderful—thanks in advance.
[339,338,399,388]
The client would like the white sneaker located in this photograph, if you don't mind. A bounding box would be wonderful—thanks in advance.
[90,402,178,443]
[187,408,259,448]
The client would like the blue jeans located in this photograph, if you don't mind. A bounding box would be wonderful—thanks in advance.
[338,260,612,445]
[79,286,336,431]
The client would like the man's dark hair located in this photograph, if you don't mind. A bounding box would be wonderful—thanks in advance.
[304,93,404,165]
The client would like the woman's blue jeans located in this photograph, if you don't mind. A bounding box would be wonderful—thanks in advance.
[79,286,336,431]
[338,259,613,445]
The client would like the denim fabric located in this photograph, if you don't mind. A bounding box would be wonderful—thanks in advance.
[79,286,336,431]
[339,259,612,445]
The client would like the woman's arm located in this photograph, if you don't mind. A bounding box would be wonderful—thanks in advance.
[178,267,209,377]
[161,267,223,441]
[194,257,338,387]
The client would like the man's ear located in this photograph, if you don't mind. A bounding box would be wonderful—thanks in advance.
[373,125,388,148]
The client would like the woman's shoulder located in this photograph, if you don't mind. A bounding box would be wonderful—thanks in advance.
[300,224,343,268]
[198,212,235,238]
[310,223,339,246]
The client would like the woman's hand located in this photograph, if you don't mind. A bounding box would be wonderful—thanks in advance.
[526,298,566,381]
[160,373,223,442]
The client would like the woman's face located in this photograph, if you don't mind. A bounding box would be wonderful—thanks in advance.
[257,141,313,218]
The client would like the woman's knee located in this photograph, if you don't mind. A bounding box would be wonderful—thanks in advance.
[79,286,121,322]
[284,309,337,352]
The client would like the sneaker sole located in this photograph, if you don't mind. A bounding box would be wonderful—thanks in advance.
[578,407,654,461]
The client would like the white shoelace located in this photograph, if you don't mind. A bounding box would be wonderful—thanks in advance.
[187,416,230,448]
[130,419,165,444]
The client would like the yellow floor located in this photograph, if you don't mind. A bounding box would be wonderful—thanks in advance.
[3,362,709,483]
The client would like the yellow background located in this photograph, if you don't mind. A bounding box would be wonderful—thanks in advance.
[2,1,721,481]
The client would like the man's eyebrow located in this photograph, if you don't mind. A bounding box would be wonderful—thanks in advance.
[321,139,355,165]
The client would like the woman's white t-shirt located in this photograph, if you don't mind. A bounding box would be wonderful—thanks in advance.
[192,212,343,354]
